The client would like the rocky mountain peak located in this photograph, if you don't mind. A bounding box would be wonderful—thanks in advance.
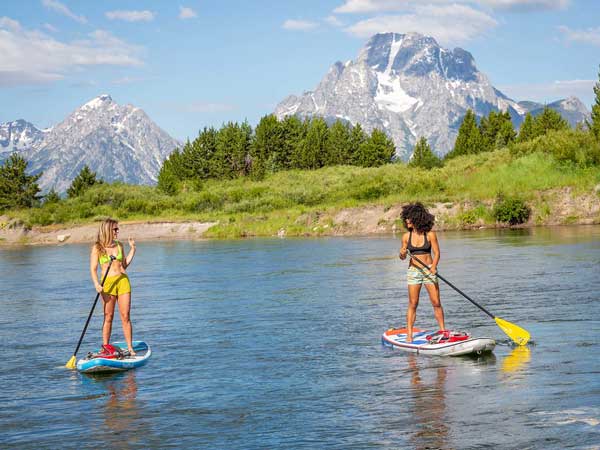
[0,119,46,155]
[2,94,181,192]
[275,32,588,160]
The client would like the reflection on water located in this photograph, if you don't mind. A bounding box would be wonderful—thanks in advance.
[407,355,450,450]
[82,371,144,447]
[501,346,532,374]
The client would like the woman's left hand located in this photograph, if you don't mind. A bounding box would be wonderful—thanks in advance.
[128,237,136,248]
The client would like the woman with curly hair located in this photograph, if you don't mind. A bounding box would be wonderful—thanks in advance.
[398,202,445,342]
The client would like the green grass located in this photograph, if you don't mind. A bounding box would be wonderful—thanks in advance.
[4,147,600,238]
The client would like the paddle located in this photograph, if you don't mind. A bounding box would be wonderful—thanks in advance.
[65,256,115,369]
[407,251,530,346]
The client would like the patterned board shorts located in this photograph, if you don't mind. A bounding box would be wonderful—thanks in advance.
[407,266,438,285]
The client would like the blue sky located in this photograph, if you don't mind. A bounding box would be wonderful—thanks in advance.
[0,0,598,140]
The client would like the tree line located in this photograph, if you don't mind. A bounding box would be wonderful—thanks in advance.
[157,116,396,194]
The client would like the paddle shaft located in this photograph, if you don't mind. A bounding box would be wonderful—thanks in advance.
[71,256,115,358]
[408,252,495,319]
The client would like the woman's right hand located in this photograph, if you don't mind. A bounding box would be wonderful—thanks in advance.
[95,283,103,293]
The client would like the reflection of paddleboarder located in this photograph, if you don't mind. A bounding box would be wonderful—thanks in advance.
[399,202,445,342]
[407,355,449,450]
[95,371,140,443]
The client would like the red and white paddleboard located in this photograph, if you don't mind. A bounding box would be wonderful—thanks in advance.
[382,328,495,356]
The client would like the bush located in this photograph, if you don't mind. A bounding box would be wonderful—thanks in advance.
[510,129,600,167]
[493,196,531,225]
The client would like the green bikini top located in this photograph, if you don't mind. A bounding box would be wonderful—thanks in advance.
[98,241,123,264]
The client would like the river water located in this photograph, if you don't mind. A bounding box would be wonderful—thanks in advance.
[1,226,599,449]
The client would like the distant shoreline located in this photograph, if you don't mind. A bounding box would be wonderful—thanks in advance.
[1,187,598,246]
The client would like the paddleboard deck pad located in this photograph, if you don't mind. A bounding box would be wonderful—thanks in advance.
[77,341,151,373]
[382,328,495,356]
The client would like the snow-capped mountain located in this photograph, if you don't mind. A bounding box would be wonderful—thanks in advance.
[275,32,588,159]
[0,119,47,159]
[1,95,180,192]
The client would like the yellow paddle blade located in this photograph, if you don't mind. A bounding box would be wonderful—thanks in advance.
[495,317,530,346]
[65,355,77,369]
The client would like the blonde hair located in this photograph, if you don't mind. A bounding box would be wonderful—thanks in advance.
[94,218,119,256]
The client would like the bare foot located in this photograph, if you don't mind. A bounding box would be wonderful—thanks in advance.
[128,348,137,356]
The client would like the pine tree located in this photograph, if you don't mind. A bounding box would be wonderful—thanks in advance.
[480,110,515,150]
[252,114,283,176]
[180,127,218,180]
[323,120,351,166]
[157,150,183,195]
[281,115,304,170]
[67,165,102,198]
[495,112,516,148]
[355,129,396,167]
[590,65,600,140]
[446,110,482,159]
[517,113,536,143]
[349,123,367,165]
[44,187,61,204]
[0,153,42,210]
[293,117,328,170]
[409,137,442,169]
[533,106,569,136]
[214,121,253,178]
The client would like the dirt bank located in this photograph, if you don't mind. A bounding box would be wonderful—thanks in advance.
[0,221,218,246]
[1,187,598,245]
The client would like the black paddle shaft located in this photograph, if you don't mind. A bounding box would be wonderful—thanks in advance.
[408,252,495,319]
[71,256,115,357]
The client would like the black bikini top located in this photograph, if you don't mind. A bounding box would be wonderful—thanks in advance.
[407,231,431,255]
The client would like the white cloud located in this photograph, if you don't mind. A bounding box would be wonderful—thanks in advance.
[334,0,570,13]
[498,79,596,104]
[41,0,87,24]
[325,15,344,27]
[344,4,497,45]
[334,0,412,14]
[0,17,144,86]
[43,23,59,33]
[105,10,155,22]
[179,7,198,19]
[478,0,570,11]
[282,19,319,31]
[558,25,600,46]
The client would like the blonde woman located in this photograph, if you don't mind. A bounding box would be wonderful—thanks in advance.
[90,219,137,355]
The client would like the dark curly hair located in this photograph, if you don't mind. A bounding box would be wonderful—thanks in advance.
[401,202,435,233]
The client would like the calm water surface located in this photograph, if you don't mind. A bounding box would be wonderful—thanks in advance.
[1,226,599,449]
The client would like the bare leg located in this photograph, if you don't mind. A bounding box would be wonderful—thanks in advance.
[406,284,422,343]
[102,294,117,345]
[117,292,135,355]
[424,283,445,331]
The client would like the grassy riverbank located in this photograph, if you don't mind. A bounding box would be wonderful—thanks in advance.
[3,146,600,239]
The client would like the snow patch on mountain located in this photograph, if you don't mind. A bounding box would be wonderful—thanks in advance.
[275,32,589,160]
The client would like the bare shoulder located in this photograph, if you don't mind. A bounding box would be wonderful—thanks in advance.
[428,231,439,241]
